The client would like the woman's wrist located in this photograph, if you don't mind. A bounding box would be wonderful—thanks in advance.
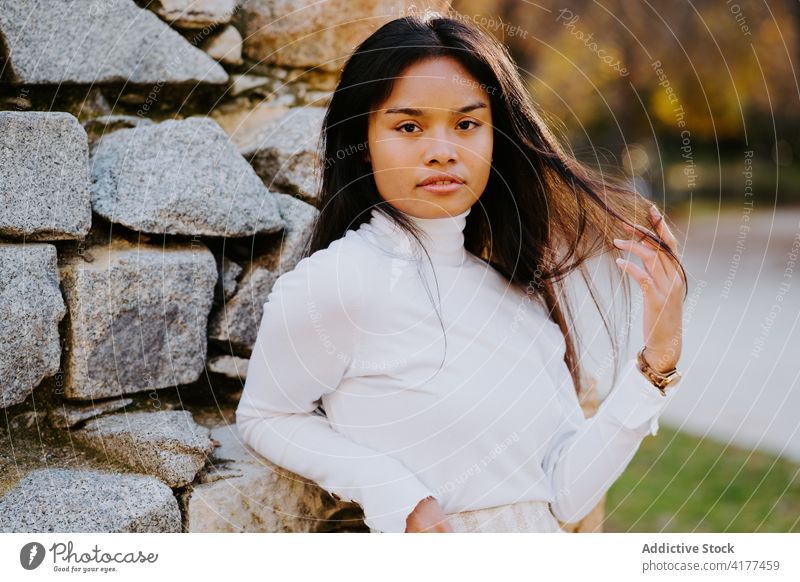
[641,346,678,374]
[637,346,682,391]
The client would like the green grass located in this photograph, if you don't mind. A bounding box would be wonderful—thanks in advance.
[603,425,800,532]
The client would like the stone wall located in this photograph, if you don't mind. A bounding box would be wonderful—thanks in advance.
[0,0,603,533]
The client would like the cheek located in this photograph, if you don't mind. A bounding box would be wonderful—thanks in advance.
[481,130,494,158]
[371,134,415,172]
[464,134,494,167]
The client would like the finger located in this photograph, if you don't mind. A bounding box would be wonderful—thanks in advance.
[660,259,687,298]
[649,205,680,256]
[624,221,666,250]
[640,204,680,262]
[623,221,679,276]
[615,257,657,295]
[613,238,667,283]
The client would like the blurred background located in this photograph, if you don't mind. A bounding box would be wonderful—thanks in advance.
[458,0,799,208]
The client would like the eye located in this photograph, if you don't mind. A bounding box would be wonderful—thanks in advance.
[458,119,481,130]
[396,123,421,133]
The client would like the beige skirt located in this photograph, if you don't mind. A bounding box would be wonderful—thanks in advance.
[370,500,567,533]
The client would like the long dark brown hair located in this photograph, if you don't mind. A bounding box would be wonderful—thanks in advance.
[305,11,687,397]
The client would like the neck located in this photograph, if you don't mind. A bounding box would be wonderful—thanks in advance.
[366,206,471,267]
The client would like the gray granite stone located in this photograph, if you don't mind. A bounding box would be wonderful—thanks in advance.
[90,117,284,237]
[0,112,92,241]
[220,256,243,301]
[227,73,272,97]
[0,468,181,533]
[148,0,238,29]
[240,107,326,203]
[187,423,364,532]
[236,0,448,74]
[201,25,243,65]
[59,238,218,399]
[83,114,155,146]
[48,398,134,429]
[0,244,66,409]
[73,410,214,488]
[208,192,318,352]
[0,0,228,85]
[207,355,249,380]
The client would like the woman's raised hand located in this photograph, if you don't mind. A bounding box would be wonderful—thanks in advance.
[405,496,454,532]
[613,204,685,373]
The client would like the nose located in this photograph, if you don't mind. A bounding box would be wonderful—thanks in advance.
[422,131,458,165]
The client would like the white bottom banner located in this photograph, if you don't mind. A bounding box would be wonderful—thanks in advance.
[2,533,797,581]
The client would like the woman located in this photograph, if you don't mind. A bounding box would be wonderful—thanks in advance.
[236,12,687,533]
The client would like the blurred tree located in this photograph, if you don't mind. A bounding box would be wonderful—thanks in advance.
[453,0,798,143]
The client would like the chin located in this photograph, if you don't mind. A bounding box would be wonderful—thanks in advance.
[397,193,476,218]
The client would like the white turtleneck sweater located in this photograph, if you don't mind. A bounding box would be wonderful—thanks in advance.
[235,206,678,533]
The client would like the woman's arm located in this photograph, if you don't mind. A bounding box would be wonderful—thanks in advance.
[235,246,435,533]
[542,356,677,524]
[545,203,686,524]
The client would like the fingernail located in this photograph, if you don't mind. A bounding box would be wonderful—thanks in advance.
[615,258,624,265]
[613,238,624,246]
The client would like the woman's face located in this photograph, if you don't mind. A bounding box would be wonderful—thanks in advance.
[366,56,494,219]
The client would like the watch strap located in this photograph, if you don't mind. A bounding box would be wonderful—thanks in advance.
[636,346,681,393]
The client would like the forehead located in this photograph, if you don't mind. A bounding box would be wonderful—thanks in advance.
[377,56,492,115]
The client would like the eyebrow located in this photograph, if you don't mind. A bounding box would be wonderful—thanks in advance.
[382,101,488,116]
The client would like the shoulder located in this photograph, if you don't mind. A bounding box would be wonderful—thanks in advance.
[266,229,381,321]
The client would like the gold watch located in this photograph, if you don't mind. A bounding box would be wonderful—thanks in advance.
[636,346,682,394]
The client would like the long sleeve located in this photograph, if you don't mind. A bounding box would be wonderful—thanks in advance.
[234,245,436,533]
[542,356,678,524]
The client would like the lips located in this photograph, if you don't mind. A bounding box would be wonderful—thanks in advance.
[417,173,465,187]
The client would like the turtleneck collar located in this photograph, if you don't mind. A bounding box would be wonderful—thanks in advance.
[364,206,471,267]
